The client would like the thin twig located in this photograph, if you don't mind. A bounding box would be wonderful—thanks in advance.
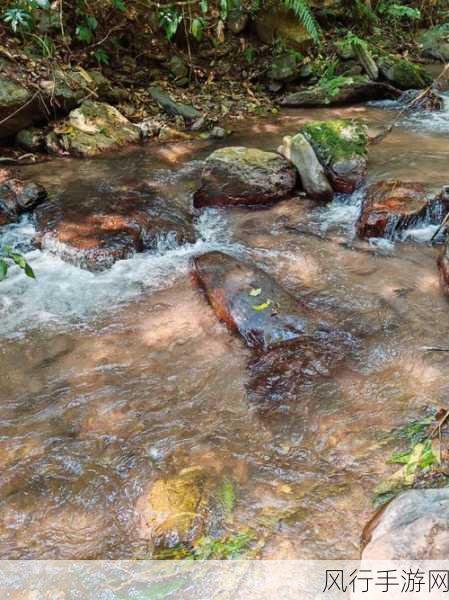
[0,91,39,127]
[371,63,449,145]
[430,212,449,243]
[428,410,449,440]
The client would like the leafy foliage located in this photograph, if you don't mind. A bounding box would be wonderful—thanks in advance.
[0,245,35,282]
[282,0,321,43]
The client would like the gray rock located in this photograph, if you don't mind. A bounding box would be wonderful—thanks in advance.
[194,146,297,208]
[362,488,449,559]
[0,173,47,225]
[0,75,38,139]
[48,101,141,158]
[15,127,46,152]
[419,25,449,62]
[149,86,200,121]
[352,41,378,81]
[378,55,433,90]
[267,54,301,82]
[278,133,333,202]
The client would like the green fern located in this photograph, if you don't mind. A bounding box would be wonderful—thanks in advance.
[282,0,321,44]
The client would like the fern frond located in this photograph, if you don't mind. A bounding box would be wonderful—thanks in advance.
[282,0,321,44]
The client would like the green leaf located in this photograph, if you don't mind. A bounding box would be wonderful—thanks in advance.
[10,253,27,270]
[219,478,235,514]
[199,0,208,14]
[24,262,35,279]
[281,0,321,44]
[0,259,8,281]
[252,299,271,312]
[111,0,127,11]
[191,17,205,41]
[249,288,262,297]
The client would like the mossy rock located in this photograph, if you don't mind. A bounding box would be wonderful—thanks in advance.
[40,69,114,112]
[0,75,39,139]
[137,466,235,549]
[378,55,432,90]
[268,53,303,82]
[299,119,368,193]
[255,5,314,52]
[15,127,46,152]
[49,100,140,157]
[419,25,449,62]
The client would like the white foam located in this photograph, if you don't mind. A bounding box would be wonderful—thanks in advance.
[0,209,239,339]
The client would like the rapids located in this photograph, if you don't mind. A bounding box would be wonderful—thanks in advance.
[1,100,449,559]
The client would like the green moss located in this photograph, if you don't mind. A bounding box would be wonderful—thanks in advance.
[378,55,433,90]
[300,118,368,166]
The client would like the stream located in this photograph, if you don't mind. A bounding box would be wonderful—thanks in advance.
[1,101,449,560]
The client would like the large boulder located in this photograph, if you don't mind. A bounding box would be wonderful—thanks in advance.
[255,5,314,52]
[299,119,368,193]
[281,76,401,107]
[278,133,333,202]
[136,466,231,549]
[419,25,449,62]
[357,181,449,239]
[378,55,432,90]
[362,489,449,559]
[193,147,297,208]
[47,101,141,158]
[193,252,352,402]
[0,75,40,140]
[0,170,47,226]
[34,192,195,271]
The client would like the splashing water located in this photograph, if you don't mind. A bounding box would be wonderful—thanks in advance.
[0,209,240,339]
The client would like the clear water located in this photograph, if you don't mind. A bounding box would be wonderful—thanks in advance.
[1,103,449,560]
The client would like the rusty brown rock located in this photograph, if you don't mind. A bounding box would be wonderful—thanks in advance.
[193,251,313,351]
[34,193,195,271]
[356,180,449,239]
[193,251,352,403]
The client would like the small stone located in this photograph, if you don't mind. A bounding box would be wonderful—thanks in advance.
[210,126,226,139]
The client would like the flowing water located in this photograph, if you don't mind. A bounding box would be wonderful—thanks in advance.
[1,101,449,560]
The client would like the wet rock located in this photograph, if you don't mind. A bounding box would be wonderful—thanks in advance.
[362,488,449,559]
[193,251,352,402]
[378,55,433,90]
[278,132,333,202]
[210,126,226,139]
[255,6,314,53]
[47,101,141,158]
[267,54,302,82]
[356,180,449,239]
[34,192,195,271]
[419,25,449,63]
[194,147,297,208]
[193,251,314,351]
[15,127,46,152]
[399,89,443,111]
[0,174,47,226]
[299,119,368,193]
[281,76,401,107]
[158,126,192,142]
[0,75,40,139]
[136,466,230,548]
[149,86,200,121]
